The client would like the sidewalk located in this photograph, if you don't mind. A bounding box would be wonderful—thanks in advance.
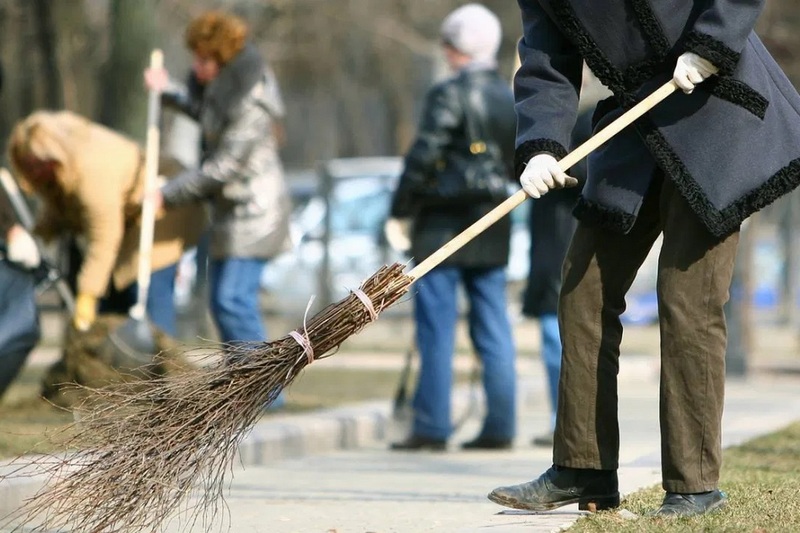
[3,313,800,531]
[151,367,800,533]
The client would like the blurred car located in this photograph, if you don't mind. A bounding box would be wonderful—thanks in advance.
[259,157,531,312]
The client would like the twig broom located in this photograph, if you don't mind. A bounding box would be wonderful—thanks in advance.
[0,81,678,532]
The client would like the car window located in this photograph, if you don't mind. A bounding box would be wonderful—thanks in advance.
[329,185,391,236]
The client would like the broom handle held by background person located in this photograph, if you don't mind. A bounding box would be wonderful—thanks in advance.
[406,79,679,281]
[130,49,163,321]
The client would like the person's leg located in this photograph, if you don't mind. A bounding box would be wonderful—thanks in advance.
[208,258,267,344]
[209,257,282,408]
[540,313,561,430]
[529,313,560,446]
[656,179,739,495]
[462,266,516,442]
[145,263,178,337]
[409,266,460,441]
[489,186,663,512]
[555,186,663,471]
[0,260,40,400]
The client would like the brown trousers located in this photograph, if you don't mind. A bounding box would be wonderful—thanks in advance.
[554,174,739,493]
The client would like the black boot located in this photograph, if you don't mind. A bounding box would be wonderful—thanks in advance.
[390,434,446,451]
[488,465,620,512]
[651,490,727,517]
[461,436,513,450]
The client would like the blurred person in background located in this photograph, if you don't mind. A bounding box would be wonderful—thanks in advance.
[145,11,292,404]
[0,59,40,399]
[8,110,204,336]
[386,3,518,451]
[0,184,41,400]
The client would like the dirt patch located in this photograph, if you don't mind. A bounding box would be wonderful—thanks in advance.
[41,314,193,409]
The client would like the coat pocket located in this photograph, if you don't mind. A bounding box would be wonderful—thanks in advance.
[704,77,769,120]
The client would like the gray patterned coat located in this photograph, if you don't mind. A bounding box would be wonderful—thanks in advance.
[161,43,292,260]
[516,0,800,237]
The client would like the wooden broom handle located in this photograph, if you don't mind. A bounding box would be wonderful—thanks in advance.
[130,49,163,321]
[406,79,679,281]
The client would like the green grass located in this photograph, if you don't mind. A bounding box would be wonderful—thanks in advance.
[568,422,800,532]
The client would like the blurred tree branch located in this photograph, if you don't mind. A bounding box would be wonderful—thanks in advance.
[2,0,797,170]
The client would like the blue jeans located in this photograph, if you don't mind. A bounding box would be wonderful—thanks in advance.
[209,258,267,343]
[101,263,179,337]
[540,313,561,429]
[412,266,516,440]
[209,257,284,409]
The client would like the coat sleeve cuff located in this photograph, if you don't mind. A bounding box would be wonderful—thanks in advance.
[160,172,193,207]
[683,30,740,76]
[515,139,569,180]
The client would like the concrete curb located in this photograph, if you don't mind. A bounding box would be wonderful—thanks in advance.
[237,401,394,466]
[237,375,543,466]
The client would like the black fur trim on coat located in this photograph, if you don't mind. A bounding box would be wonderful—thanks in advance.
[549,0,626,94]
[684,30,740,76]
[622,57,671,93]
[515,138,569,179]
[628,0,670,56]
[548,0,667,101]
[622,0,673,90]
[704,77,769,119]
[638,117,800,237]
[573,196,636,233]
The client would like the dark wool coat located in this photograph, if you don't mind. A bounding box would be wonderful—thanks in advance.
[516,0,800,237]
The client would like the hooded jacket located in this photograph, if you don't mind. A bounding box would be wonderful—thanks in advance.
[516,0,800,237]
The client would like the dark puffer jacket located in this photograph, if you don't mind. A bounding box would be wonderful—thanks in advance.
[390,67,517,269]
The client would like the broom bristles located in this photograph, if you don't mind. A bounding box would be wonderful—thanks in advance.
[1,263,412,533]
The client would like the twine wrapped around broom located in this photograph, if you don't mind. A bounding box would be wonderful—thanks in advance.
[0,81,679,533]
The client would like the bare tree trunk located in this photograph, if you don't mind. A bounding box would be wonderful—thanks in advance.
[14,1,38,120]
[101,0,159,142]
[53,0,102,115]
[32,0,64,109]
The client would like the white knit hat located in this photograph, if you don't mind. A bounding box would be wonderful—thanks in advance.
[440,3,502,64]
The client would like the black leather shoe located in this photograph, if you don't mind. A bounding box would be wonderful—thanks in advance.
[488,465,620,512]
[390,435,446,451]
[651,490,727,517]
[461,436,512,450]
[531,431,554,447]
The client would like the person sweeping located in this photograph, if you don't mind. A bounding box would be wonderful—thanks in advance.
[489,0,800,517]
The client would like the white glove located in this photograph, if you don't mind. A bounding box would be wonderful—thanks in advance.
[519,154,578,199]
[673,52,718,94]
[6,224,41,269]
[384,217,411,253]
